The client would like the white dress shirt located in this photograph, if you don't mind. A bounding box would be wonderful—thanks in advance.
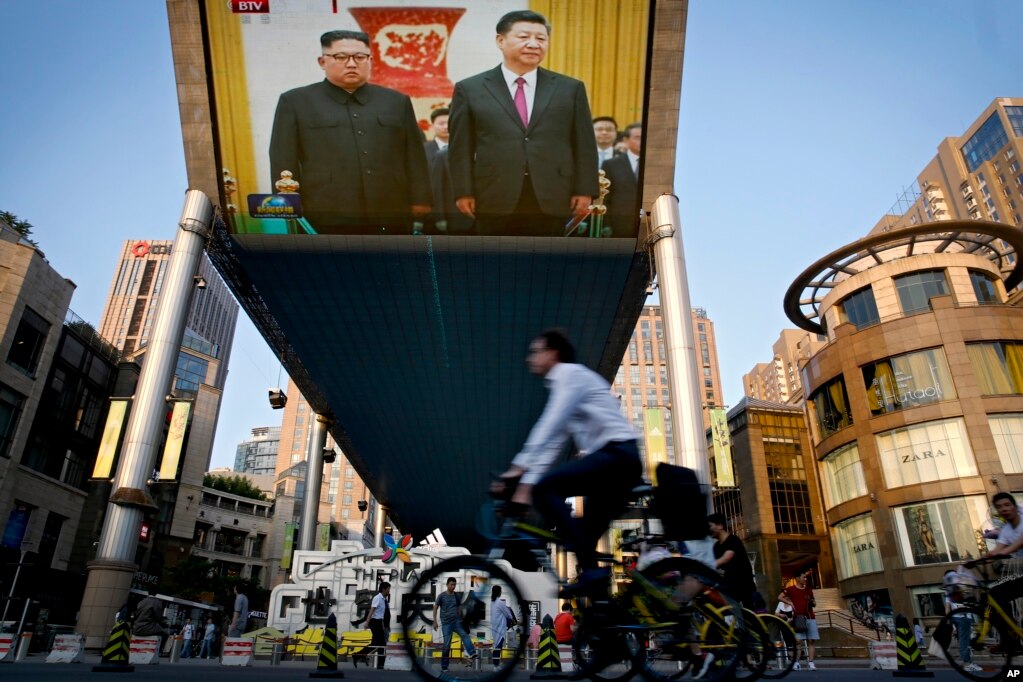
[370,592,387,620]
[512,362,637,485]
[597,146,615,166]
[435,139,448,150]
[501,65,537,121]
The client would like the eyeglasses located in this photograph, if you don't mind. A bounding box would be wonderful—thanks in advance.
[323,52,371,64]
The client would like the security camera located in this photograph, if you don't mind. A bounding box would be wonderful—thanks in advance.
[357,500,368,513]
[322,448,336,464]
[268,388,287,409]
[193,275,207,289]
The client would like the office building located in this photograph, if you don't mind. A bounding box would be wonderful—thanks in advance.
[98,238,238,387]
[710,397,835,600]
[234,426,280,476]
[275,378,384,548]
[0,223,131,625]
[872,98,1023,233]
[611,306,724,475]
[743,329,828,405]
[785,216,1023,625]
[95,238,239,587]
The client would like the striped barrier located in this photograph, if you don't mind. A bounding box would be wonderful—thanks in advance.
[0,634,14,663]
[384,640,412,671]
[222,637,254,666]
[46,633,85,663]
[129,635,161,665]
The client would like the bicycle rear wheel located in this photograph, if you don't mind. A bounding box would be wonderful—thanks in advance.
[400,556,527,682]
[627,557,746,682]
[937,604,1013,681]
[757,613,798,679]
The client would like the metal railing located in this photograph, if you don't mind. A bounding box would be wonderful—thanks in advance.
[816,609,883,640]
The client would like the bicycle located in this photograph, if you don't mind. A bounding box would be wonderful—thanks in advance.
[937,555,1023,680]
[399,469,749,682]
[624,557,799,681]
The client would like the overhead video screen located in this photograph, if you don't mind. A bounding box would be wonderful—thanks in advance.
[204,0,650,238]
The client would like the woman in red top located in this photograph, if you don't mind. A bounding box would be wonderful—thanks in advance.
[778,570,818,671]
[553,603,576,644]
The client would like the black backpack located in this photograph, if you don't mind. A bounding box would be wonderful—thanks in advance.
[652,463,709,541]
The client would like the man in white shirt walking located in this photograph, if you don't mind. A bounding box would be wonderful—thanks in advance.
[368,582,391,669]
[493,329,641,596]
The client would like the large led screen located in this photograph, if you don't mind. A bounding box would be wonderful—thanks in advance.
[204,0,650,238]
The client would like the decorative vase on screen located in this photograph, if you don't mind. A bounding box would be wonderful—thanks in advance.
[348,7,466,99]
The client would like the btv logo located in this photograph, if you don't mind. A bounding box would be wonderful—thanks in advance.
[230,0,269,12]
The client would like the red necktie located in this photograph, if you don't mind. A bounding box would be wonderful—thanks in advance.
[514,77,529,127]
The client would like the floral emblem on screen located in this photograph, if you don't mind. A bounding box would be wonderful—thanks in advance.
[382,534,413,563]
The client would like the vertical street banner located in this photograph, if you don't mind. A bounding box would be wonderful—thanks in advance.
[281,521,296,570]
[710,407,735,488]
[643,408,668,481]
[91,399,130,480]
[316,523,331,551]
[158,401,192,481]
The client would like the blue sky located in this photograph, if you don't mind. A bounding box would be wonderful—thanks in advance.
[1,2,1021,469]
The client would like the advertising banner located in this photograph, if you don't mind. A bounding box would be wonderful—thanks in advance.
[709,407,735,488]
[91,399,130,480]
[158,401,193,481]
[316,523,331,551]
[203,0,650,238]
[281,521,296,570]
[642,408,668,481]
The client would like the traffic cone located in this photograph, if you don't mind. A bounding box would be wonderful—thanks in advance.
[92,619,134,673]
[531,615,567,680]
[310,613,344,678]
[893,614,933,678]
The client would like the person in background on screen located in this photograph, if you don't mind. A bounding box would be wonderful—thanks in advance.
[600,122,641,235]
[593,116,619,167]
[448,11,599,236]
[269,30,430,234]
[424,107,450,165]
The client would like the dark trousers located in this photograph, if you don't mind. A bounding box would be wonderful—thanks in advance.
[369,618,387,668]
[532,440,642,571]
[990,576,1023,645]
[476,179,566,237]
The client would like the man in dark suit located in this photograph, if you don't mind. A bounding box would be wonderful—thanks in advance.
[593,116,619,168]
[600,122,642,236]
[423,107,449,166]
[269,30,431,234]
[448,10,599,236]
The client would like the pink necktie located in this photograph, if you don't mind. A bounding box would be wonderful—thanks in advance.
[514,77,529,127]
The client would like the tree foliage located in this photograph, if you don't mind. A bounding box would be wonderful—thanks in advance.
[162,555,268,612]
[0,210,37,246]
[203,473,268,501]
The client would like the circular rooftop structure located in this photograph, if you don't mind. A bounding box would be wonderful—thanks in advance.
[784,220,1023,334]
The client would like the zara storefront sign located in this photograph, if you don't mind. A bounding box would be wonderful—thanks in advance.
[901,449,947,464]
[852,541,876,554]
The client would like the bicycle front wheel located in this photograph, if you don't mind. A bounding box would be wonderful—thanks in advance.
[757,613,798,679]
[937,604,1013,681]
[400,556,527,682]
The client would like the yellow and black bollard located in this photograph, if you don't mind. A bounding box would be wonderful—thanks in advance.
[92,619,134,673]
[893,614,933,678]
[531,615,567,680]
[310,613,345,679]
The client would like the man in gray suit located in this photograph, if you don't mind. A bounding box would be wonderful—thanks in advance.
[448,11,599,236]
[269,30,431,234]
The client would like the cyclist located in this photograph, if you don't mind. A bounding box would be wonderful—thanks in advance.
[492,329,642,597]
[708,513,754,608]
[980,492,1023,653]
